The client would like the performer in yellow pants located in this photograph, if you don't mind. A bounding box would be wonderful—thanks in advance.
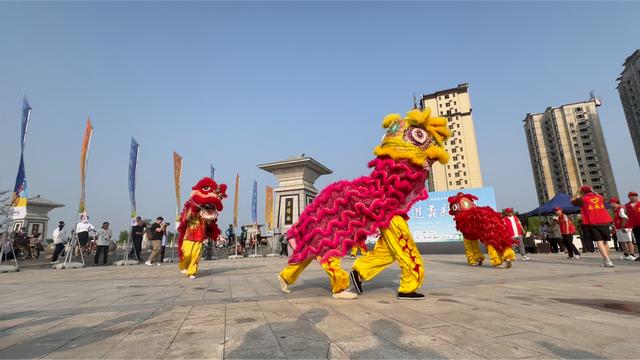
[279,256,357,299]
[464,238,516,268]
[179,240,203,276]
[486,244,516,268]
[464,239,485,266]
[351,215,425,299]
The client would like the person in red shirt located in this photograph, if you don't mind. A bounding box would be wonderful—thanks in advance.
[610,198,635,260]
[624,191,640,261]
[553,207,580,259]
[571,185,614,267]
[502,208,531,261]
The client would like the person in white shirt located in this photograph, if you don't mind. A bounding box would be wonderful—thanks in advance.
[51,221,66,263]
[94,222,112,265]
[76,216,96,255]
[502,208,531,261]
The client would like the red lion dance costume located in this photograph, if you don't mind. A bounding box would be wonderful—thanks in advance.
[177,177,227,279]
[448,192,517,268]
[278,108,450,300]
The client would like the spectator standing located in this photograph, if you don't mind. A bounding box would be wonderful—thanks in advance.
[611,198,635,260]
[76,216,95,256]
[502,208,531,261]
[554,208,580,259]
[51,221,66,263]
[624,191,640,261]
[240,226,247,249]
[226,224,236,246]
[571,186,614,267]
[160,227,169,263]
[130,217,146,261]
[279,233,289,256]
[547,217,562,253]
[146,217,166,266]
[94,222,112,265]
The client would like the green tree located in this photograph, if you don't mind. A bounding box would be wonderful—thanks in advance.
[118,230,129,243]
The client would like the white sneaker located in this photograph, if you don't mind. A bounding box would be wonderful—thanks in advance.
[278,275,290,293]
[189,275,196,279]
[332,289,358,299]
[145,261,152,266]
[156,263,161,266]
[575,255,580,259]
[500,259,512,269]
[522,256,531,261]
[625,255,636,261]
[180,269,188,274]
[601,259,614,267]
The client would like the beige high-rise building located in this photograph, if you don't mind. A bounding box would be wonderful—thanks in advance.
[523,98,618,205]
[420,83,483,191]
[617,49,640,167]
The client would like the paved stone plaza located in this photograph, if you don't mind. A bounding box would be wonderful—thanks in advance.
[1,253,639,359]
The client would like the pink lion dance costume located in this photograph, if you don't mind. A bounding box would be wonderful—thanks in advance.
[448,192,517,268]
[278,108,450,300]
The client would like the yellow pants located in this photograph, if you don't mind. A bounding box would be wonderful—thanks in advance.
[486,245,516,267]
[280,256,349,294]
[353,216,424,294]
[179,240,203,276]
[351,245,368,257]
[463,239,485,265]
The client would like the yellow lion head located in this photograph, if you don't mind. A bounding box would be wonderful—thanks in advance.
[374,108,450,169]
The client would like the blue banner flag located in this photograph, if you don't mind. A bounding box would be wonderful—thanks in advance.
[251,180,258,224]
[12,96,31,215]
[20,96,31,152]
[210,164,215,180]
[12,155,27,204]
[128,137,140,218]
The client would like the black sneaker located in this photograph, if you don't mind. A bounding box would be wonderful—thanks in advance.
[350,270,363,294]
[397,292,425,300]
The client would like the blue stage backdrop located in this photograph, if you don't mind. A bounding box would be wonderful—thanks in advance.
[407,187,497,243]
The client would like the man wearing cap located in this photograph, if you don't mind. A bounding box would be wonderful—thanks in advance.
[502,208,531,261]
[554,207,580,259]
[51,221,67,263]
[571,185,614,267]
[611,198,635,260]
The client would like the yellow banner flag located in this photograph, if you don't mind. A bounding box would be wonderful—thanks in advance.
[265,186,273,230]
[233,174,239,227]
[78,118,93,214]
[173,152,183,218]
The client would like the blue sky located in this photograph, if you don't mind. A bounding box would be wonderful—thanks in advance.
[1,1,639,235]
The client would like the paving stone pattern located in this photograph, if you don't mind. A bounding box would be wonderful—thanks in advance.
[1,253,639,359]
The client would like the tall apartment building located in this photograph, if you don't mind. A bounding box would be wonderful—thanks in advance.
[617,49,640,167]
[523,97,618,205]
[420,83,483,192]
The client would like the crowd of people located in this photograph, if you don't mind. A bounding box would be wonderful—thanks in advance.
[3,185,639,271]
[527,186,640,267]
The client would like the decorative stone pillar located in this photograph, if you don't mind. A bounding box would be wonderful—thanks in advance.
[257,157,332,234]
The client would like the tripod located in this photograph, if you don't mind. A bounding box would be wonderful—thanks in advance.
[248,233,263,258]
[228,234,242,259]
[114,229,140,266]
[54,229,85,269]
[0,227,19,273]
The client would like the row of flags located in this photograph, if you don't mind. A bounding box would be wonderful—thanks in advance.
[9,97,275,230]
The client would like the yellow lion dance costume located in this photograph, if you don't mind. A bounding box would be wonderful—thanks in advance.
[279,108,449,300]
